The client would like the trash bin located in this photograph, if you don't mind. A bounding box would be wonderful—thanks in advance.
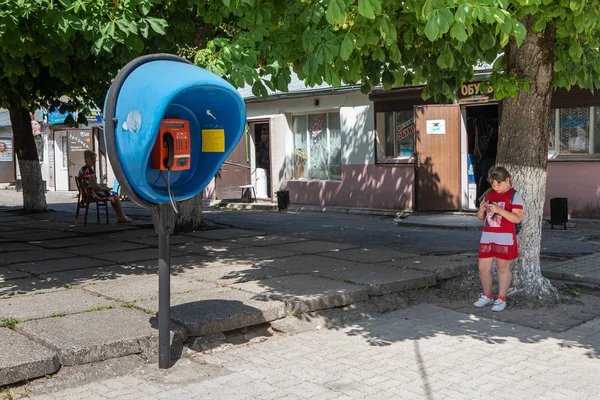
[275,190,290,211]
[550,197,568,230]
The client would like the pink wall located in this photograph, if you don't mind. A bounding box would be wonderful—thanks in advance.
[287,164,414,210]
[546,162,600,217]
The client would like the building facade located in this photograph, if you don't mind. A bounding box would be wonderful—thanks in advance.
[208,77,600,218]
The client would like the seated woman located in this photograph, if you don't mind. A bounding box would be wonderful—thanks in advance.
[79,150,132,223]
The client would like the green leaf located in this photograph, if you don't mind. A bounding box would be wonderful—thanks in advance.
[450,22,467,42]
[569,43,583,61]
[436,47,454,69]
[455,4,470,24]
[358,0,381,20]
[513,20,526,46]
[425,14,440,41]
[438,8,453,34]
[326,0,346,25]
[382,70,395,90]
[139,2,152,16]
[480,32,496,51]
[533,17,546,32]
[147,18,167,35]
[340,34,354,61]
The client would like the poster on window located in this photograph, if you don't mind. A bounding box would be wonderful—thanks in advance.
[310,114,326,137]
[0,139,13,162]
[397,118,414,140]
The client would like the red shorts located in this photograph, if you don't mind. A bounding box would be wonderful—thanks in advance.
[479,241,519,260]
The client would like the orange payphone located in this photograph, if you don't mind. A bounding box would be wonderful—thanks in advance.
[151,119,191,171]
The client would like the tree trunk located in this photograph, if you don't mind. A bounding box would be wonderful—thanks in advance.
[174,193,205,234]
[497,16,559,304]
[9,106,48,213]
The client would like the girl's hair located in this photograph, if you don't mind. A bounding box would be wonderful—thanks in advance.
[84,150,96,159]
[487,166,511,184]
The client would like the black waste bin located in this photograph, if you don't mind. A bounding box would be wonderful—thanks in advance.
[276,190,290,211]
[550,197,568,230]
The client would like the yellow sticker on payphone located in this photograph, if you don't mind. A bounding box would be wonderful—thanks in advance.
[201,129,225,152]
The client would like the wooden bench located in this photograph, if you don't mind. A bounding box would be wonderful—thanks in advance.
[239,185,256,203]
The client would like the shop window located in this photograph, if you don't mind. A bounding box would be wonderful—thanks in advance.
[559,107,589,154]
[549,107,599,157]
[375,110,415,161]
[292,112,341,180]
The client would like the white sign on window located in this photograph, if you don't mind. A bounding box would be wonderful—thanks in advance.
[426,120,446,135]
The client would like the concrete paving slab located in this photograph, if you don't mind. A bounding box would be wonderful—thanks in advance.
[62,241,149,256]
[255,254,362,275]
[68,224,139,235]
[0,267,30,281]
[135,287,286,336]
[170,253,214,271]
[205,246,299,263]
[124,234,207,247]
[171,260,288,286]
[233,274,370,313]
[223,235,307,247]
[27,236,110,249]
[0,242,41,253]
[0,214,36,223]
[90,249,186,264]
[14,307,180,366]
[1,249,77,265]
[0,289,118,320]
[41,264,158,288]
[6,230,81,242]
[9,256,113,275]
[0,278,67,298]
[543,254,600,285]
[269,240,359,254]
[82,275,219,303]
[385,255,478,280]
[94,229,158,242]
[181,228,266,240]
[171,240,249,254]
[0,225,28,233]
[0,328,60,386]
[301,262,437,296]
[321,247,420,263]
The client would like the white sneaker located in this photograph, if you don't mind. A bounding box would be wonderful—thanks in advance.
[491,299,507,312]
[473,295,494,308]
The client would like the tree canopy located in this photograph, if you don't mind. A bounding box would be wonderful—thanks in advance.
[186,0,600,102]
[0,0,172,115]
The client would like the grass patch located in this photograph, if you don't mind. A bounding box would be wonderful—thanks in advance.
[86,305,113,312]
[50,312,65,318]
[122,301,137,308]
[0,317,23,329]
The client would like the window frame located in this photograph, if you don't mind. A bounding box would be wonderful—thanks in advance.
[549,106,600,160]
[375,109,416,164]
[291,111,342,181]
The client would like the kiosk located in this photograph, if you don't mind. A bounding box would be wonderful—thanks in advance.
[103,54,246,368]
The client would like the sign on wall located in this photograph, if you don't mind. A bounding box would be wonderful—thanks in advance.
[426,120,446,135]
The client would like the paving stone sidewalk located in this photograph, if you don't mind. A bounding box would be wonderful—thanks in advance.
[1,207,599,388]
[20,304,600,399]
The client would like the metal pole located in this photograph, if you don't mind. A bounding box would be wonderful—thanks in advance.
[158,231,170,369]
[153,203,176,369]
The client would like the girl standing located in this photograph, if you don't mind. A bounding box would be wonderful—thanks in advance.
[473,166,523,312]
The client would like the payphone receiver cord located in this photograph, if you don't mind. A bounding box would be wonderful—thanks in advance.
[160,169,178,214]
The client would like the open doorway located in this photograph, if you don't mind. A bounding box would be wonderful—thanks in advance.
[253,123,270,199]
[466,104,498,207]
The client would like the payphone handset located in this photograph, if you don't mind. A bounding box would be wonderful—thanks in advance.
[151,119,191,171]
